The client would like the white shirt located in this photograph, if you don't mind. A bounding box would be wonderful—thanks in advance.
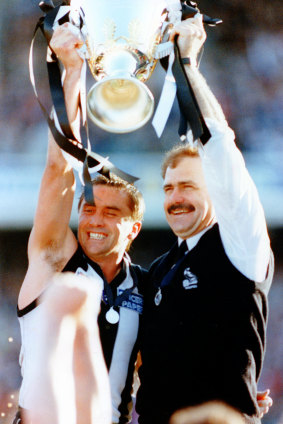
[179,119,270,283]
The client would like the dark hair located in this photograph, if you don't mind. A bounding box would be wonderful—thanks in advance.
[161,144,199,179]
[78,175,145,222]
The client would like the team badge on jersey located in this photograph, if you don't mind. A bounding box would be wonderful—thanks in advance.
[182,267,198,290]
[118,289,143,314]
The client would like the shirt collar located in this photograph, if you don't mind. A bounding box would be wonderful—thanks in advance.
[178,224,214,251]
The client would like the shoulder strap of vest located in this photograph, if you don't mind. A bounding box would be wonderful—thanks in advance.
[62,244,88,273]
[130,264,147,293]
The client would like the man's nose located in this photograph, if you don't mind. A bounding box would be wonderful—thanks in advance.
[89,211,104,226]
[170,187,185,203]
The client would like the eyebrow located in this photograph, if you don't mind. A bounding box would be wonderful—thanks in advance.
[83,203,122,212]
[163,183,173,190]
[163,180,196,189]
[105,206,122,212]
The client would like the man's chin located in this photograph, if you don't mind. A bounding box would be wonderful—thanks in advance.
[170,225,192,239]
[167,217,189,235]
[84,244,109,258]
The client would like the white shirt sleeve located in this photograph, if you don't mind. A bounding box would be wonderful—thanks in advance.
[198,118,271,282]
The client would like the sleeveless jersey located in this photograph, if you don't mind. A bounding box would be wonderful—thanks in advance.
[18,245,146,424]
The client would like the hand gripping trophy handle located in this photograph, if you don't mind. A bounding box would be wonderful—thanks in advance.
[70,0,222,135]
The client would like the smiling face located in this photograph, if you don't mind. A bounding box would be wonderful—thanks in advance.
[163,155,215,239]
[78,185,141,264]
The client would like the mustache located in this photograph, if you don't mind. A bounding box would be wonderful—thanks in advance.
[167,203,195,214]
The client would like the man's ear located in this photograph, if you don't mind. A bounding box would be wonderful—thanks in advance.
[128,222,142,241]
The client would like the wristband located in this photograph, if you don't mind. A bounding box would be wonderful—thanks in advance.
[181,58,191,65]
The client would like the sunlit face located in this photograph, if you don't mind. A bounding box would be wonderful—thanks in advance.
[163,156,215,238]
[78,185,141,262]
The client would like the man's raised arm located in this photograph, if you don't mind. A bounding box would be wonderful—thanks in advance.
[170,14,270,282]
[19,24,84,308]
[30,23,84,250]
[170,13,226,124]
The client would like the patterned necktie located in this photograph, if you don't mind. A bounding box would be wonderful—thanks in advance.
[154,240,188,306]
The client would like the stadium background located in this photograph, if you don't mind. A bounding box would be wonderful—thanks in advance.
[0,0,282,422]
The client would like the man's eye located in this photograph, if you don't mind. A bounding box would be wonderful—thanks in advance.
[164,187,172,193]
[183,185,194,190]
[105,212,117,217]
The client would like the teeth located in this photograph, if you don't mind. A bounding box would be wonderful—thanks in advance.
[172,209,187,214]
[89,233,106,240]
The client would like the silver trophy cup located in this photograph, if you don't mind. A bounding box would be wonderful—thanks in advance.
[71,0,179,133]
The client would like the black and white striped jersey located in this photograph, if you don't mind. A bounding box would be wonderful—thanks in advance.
[18,245,146,424]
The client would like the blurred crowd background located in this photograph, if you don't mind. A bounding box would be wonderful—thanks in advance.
[0,0,282,423]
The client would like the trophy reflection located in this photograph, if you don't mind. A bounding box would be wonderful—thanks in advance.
[71,0,175,133]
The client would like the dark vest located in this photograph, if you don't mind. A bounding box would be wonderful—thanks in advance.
[136,224,273,424]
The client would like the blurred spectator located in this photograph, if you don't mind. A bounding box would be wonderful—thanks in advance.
[169,401,245,424]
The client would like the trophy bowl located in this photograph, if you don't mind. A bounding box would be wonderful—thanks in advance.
[71,0,174,133]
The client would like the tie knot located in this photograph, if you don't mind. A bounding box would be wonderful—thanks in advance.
[179,240,188,253]
[176,240,188,261]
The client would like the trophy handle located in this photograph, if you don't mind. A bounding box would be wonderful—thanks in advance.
[87,76,154,133]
